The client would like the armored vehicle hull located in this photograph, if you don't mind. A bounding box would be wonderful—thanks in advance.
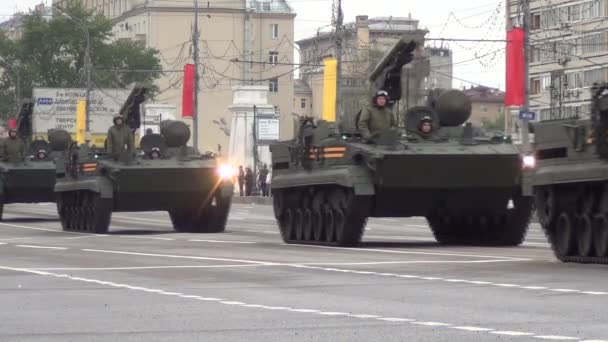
[271,136,532,247]
[0,162,57,218]
[524,84,608,263]
[55,156,234,234]
[54,89,234,234]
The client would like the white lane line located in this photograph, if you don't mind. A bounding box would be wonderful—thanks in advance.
[287,243,528,261]
[120,236,175,241]
[30,264,264,271]
[188,239,256,244]
[0,221,84,235]
[15,245,67,250]
[0,242,6,246]
[291,265,606,297]
[452,326,494,332]
[581,340,608,342]
[533,336,578,340]
[491,331,535,336]
[80,248,278,266]
[0,264,599,342]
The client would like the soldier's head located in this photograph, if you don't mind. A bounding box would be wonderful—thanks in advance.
[113,114,124,126]
[374,90,389,107]
[419,116,433,134]
[8,129,17,139]
[145,128,153,135]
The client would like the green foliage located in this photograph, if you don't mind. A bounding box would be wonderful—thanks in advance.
[0,0,162,121]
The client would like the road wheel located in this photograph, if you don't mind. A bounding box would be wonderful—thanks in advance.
[293,209,305,241]
[279,209,294,243]
[593,214,608,257]
[554,213,576,259]
[577,214,594,257]
[90,192,111,234]
[312,209,324,241]
[323,206,335,243]
[535,186,557,227]
[302,209,313,241]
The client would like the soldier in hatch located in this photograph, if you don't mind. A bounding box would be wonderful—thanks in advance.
[2,129,25,163]
[418,116,435,137]
[357,90,398,140]
[106,114,133,157]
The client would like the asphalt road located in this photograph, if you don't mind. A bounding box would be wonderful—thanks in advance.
[0,202,606,342]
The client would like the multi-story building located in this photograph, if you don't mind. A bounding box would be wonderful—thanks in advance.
[462,85,506,129]
[50,0,296,153]
[507,0,608,122]
[296,15,453,124]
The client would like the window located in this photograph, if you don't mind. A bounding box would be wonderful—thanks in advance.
[531,78,541,94]
[269,51,279,65]
[269,78,279,93]
[270,24,279,39]
[532,14,541,29]
[300,98,306,109]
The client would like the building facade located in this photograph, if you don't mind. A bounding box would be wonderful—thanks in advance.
[507,0,608,122]
[51,0,296,154]
[296,15,453,125]
[462,85,506,130]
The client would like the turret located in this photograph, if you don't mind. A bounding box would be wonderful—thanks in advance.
[427,89,472,127]
[47,129,72,151]
[591,82,608,159]
[160,120,191,148]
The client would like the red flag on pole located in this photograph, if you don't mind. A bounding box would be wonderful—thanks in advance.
[505,27,525,106]
[182,64,195,117]
[8,118,16,129]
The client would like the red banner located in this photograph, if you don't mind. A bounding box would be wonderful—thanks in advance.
[182,64,195,117]
[7,118,16,129]
[505,27,525,106]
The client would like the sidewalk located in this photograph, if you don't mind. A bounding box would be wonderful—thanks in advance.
[231,196,273,205]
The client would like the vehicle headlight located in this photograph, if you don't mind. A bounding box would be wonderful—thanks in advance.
[522,154,536,169]
[217,164,235,180]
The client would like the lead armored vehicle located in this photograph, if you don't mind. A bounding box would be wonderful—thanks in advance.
[270,38,533,247]
[524,82,608,264]
[55,87,234,234]
[0,101,70,219]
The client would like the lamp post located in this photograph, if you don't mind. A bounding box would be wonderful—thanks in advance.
[53,5,91,133]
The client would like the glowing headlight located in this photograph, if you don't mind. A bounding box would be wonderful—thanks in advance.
[217,164,236,180]
[522,155,536,169]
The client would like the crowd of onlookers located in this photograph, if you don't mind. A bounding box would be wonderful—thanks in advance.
[236,164,271,197]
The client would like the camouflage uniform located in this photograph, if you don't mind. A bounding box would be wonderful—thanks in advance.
[106,115,133,155]
[358,105,397,139]
[2,134,25,163]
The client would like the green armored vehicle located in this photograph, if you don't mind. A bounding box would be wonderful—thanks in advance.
[0,101,70,219]
[270,38,533,247]
[524,82,608,263]
[55,87,234,234]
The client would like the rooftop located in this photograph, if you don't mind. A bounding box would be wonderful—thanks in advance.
[462,86,504,103]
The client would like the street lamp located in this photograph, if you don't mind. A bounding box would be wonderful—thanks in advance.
[52,5,91,133]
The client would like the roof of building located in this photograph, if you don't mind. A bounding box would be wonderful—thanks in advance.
[246,0,293,13]
[294,79,312,94]
[296,16,424,45]
[462,85,505,103]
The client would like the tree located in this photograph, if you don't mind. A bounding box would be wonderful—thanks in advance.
[0,0,162,121]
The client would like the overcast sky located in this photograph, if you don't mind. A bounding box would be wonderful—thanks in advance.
[0,0,506,90]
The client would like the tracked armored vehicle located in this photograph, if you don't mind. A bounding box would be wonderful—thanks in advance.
[0,101,70,219]
[524,82,608,264]
[270,38,533,247]
[55,87,234,234]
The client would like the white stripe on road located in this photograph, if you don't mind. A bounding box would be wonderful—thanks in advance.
[30,264,264,271]
[15,245,67,250]
[0,264,597,342]
[533,336,578,340]
[188,239,256,244]
[81,248,278,265]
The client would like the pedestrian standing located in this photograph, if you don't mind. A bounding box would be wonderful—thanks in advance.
[258,164,269,197]
[245,167,254,196]
[237,165,245,196]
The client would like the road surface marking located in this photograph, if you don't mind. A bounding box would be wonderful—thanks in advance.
[0,264,600,342]
[30,264,264,271]
[120,236,175,241]
[291,265,605,296]
[15,245,67,250]
[81,248,278,265]
[188,239,256,244]
[533,336,578,340]
[452,326,494,332]
[491,331,535,336]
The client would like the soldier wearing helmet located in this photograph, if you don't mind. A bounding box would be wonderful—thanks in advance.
[2,128,25,162]
[357,90,397,140]
[418,116,434,137]
[106,114,133,157]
